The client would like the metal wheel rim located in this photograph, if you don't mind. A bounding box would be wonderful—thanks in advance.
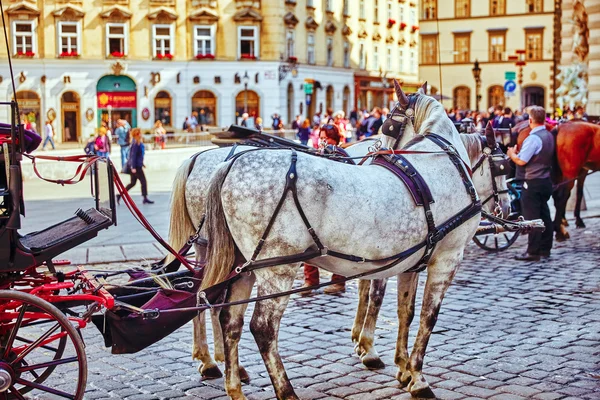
[0,290,87,400]
[472,231,520,252]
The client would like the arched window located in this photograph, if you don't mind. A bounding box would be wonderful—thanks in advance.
[287,83,294,126]
[488,85,504,109]
[154,91,172,127]
[453,86,470,110]
[61,91,80,142]
[191,90,217,128]
[326,85,334,115]
[235,90,260,123]
[15,91,41,129]
[343,86,351,116]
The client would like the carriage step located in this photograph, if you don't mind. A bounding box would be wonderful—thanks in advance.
[19,208,112,254]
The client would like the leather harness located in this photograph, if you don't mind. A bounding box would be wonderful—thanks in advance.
[193,132,482,310]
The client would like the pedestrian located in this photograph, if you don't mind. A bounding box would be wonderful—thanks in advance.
[301,124,346,295]
[291,115,302,130]
[497,107,514,129]
[297,119,311,146]
[182,117,190,132]
[94,127,110,157]
[271,114,281,130]
[506,106,554,261]
[153,120,167,150]
[357,107,382,140]
[199,109,208,131]
[255,117,263,131]
[42,120,56,150]
[119,128,154,205]
[240,113,249,127]
[115,119,130,170]
[312,112,321,126]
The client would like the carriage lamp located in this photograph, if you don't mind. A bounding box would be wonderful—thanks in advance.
[242,71,250,113]
[472,60,482,111]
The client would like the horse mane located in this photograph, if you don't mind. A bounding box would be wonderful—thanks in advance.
[413,95,455,137]
[458,133,483,167]
[413,94,470,162]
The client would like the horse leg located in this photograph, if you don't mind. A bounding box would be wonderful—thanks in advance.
[211,306,250,383]
[220,273,256,400]
[405,256,461,399]
[192,312,222,378]
[356,278,387,370]
[351,279,371,346]
[393,272,419,388]
[574,170,588,228]
[250,266,299,400]
[554,182,573,241]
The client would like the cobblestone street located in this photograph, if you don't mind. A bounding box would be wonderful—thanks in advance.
[76,217,600,400]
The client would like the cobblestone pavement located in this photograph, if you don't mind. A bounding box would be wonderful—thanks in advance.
[69,218,600,399]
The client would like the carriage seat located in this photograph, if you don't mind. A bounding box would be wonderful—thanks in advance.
[20,208,112,255]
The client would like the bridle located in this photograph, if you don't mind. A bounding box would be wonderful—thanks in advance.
[472,135,511,215]
[381,93,419,150]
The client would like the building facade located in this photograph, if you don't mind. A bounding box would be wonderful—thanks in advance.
[0,0,418,143]
[419,0,556,113]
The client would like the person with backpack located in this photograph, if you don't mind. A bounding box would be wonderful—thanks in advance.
[115,119,130,169]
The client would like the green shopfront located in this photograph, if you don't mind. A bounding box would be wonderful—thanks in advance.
[96,75,137,130]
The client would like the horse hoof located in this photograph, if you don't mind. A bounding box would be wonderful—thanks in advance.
[410,386,436,399]
[239,365,251,384]
[354,343,363,357]
[576,220,586,229]
[200,364,223,379]
[396,370,411,388]
[362,355,385,370]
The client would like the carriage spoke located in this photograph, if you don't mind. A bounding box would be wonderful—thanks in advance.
[16,378,75,399]
[503,233,510,243]
[19,359,40,379]
[482,235,489,246]
[494,236,499,249]
[18,356,78,372]
[2,304,27,359]
[11,323,60,365]
[15,336,60,353]
[9,387,27,400]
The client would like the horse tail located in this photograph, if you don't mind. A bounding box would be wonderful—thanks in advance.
[201,163,235,290]
[167,158,195,264]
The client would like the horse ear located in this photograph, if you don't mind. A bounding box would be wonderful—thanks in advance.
[393,79,409,107]
[421,81,428,94]
[485,121,496,148]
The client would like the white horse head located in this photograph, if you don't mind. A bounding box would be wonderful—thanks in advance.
[380,80,470,165]
[459,123,512,217]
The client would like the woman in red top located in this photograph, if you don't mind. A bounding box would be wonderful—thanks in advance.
[301,123,346,296]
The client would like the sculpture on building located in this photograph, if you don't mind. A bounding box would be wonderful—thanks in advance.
[556,0,589,110]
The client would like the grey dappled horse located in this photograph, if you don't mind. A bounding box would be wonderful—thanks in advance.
[200,82,510,399]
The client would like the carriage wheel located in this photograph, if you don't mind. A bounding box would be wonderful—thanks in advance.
[472,231,520,252]
[0,290,87,399]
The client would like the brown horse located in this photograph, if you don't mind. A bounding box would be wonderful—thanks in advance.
[516,120,600,240]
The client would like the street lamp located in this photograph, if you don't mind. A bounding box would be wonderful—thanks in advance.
[242,71,250,113]
[472,60,482,111]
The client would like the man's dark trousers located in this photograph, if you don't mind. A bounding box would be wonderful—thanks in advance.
[521,178,553,255]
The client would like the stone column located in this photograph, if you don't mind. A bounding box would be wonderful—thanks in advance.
[586,1,600,115]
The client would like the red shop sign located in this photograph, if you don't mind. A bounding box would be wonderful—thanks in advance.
[97,91,137,109]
